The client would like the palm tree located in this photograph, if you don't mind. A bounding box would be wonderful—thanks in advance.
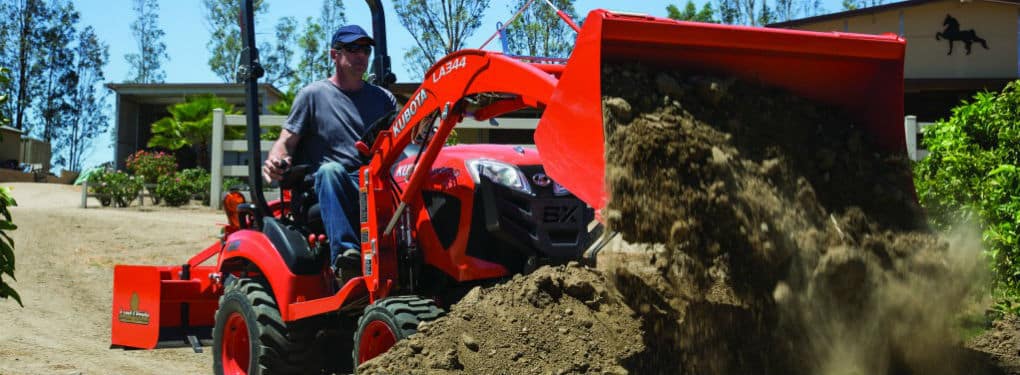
[147,94,239,168]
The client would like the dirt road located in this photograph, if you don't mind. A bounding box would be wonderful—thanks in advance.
[0,183,214,375]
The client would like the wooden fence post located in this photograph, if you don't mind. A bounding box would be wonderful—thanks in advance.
[211,108,225,210]
[904,115,918,161]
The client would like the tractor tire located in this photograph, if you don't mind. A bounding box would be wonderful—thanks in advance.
[212,278,321,375]
[352,296,445,370]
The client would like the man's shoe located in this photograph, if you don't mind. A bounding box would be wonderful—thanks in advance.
[334,248,362,271]
[332,248,363,287]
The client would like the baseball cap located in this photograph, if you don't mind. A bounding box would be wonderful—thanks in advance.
[332,25,374,47]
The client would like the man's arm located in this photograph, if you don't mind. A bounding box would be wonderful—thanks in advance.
[262,129,301,183]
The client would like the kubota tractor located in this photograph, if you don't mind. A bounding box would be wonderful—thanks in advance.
[110,0,910,373]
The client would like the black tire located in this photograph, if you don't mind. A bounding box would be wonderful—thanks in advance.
[212,278,321,375]
[352,296,445,370]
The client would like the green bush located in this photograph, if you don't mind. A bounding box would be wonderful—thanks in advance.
[87,169,142,207]
[178,168,211,205]
[914,80,1020,300]
[156,174,193,207]
[125,150,177,184]
[87,169,113,206]
[125,150,177,205]
[0,185,20,306]
[108,171,144,207]
[223,177,247,194]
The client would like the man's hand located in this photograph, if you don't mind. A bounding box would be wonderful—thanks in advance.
[262,156,291,183]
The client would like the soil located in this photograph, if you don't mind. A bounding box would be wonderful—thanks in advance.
[0,183,213,374]
[358,264,643,375]
[362,63,1016,375]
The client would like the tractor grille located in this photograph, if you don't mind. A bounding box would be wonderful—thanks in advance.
[466,166,594,262]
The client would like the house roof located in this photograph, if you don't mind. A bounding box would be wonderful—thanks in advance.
[105,83,285,106]
[0,125,23,134]
[768,0,1020,28]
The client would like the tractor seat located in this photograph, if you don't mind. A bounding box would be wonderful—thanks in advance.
[280,164,324,234]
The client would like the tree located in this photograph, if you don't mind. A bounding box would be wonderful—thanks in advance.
[125,0,169,83]
[393,0,492,80]
[714,0,740,24]
[34,0,79,143]
[502,0,579,58]
[318,0,346,48]
[147,95,238,168]
[841,0,881,11]
[667,1,716,22]
[0,3,14,122]
[294,17,326,88]
[57,26,109,172]
[914,81,1020,301]
[262,16,297,88]
[202,0,266,82]
[6,0,49,133]
[0,67,9,128]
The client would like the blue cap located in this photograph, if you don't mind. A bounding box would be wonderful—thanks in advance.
[332,25,374,47]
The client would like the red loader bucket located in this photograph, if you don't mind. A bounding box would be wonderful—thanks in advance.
[535,9,906,213]
[110,264,219,349]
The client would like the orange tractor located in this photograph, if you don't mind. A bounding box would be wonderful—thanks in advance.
[110,0,909,373]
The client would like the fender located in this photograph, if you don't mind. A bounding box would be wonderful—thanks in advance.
[218,230,334,321]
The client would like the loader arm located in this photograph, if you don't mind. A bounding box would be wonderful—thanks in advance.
[359,49,557,296]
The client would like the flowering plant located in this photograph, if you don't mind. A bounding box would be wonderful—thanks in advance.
[125,150,177,184]
[89,169,143,207]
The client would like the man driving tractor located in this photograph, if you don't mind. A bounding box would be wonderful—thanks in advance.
[262,24,397,280]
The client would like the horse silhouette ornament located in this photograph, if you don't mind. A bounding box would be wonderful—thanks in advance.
[936,14,989,55]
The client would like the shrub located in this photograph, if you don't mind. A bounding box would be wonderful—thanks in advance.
[178,168,211,205]
[914,80,1020,301]
[125,150,177,184]
[126,150,176,205]
[106,171,144,207]
[1,185,20,306]
[223,177,247,194]
[87,168,114,207]
[156,174,193,207]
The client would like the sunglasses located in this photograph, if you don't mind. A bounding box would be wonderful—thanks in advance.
[338,43,372,55]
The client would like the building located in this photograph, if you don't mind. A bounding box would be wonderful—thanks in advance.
[106,83,285,170]
[770,0,1020,121]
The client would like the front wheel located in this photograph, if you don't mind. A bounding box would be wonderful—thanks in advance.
[212,278,320,375]
[353,296,445,369]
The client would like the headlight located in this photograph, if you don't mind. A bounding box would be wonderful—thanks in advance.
[465,159,532,195]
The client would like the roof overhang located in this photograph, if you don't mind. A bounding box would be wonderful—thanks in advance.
[105,83,285,106]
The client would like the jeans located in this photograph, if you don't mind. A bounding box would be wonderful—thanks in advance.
[314,162,361,262]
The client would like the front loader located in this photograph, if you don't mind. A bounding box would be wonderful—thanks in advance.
[110,0,909,373]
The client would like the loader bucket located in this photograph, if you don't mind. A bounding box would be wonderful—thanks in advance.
[535,9,906,213]
[110,264,218,349]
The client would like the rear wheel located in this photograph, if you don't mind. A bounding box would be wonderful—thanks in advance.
[353,296,445,369]
[212,278,321,375]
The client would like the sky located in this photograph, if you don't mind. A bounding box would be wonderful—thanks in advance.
[71,0,844,171]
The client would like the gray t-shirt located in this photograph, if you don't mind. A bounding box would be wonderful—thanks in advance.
[284,79,397,171]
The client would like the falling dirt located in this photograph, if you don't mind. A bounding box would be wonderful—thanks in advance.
[600,63,990,375]
[361,64,996,374]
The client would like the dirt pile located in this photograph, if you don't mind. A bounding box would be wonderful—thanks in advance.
[361,64,987,375]
[357,264,643,375]
[600,63,986,375]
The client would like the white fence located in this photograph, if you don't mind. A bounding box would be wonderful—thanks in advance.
[904,115,935,161]
[210,108,286,209]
